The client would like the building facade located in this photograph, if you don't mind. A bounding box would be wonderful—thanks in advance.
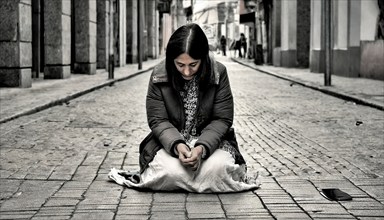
[272,0,384,80]
[239,0,383,80]
[0,0,165,88]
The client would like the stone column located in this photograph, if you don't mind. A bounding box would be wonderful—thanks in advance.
[280,0,297,67]
[296,0,310,67]
[280,0,310,68]
[97,0,109,69]
[272,0,281,66]
[332,0,349,77]
[348,0,361,77]
[0,0,32,87]
[147,0,158,59]
[119,0,127,67]
[126,0,138,63]
[44,0,71,79]
[310,0,325,73]
[74,0,97,74]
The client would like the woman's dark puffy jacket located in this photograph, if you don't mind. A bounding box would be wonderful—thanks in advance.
[139,56,245,172]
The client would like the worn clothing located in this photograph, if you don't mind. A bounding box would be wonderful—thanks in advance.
[139,55,245,172]
[108,54,259,193]
[109,149,258,193]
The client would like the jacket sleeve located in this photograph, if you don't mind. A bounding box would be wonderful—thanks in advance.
[195,65,234,157]
[146,75,185,156]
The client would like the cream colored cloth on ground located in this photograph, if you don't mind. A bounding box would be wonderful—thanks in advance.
[108,149,259,193]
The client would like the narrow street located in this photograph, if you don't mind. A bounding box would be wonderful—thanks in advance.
[1,57,383,219]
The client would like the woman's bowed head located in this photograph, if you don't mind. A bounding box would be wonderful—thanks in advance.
[108,23,259,193]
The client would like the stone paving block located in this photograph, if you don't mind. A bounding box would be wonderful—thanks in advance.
[300,203,351,215]
[79,196,119,205]
[186,202,224,214]
[0,198,41,211]
[261,197,296,204]
[151,211,186,219]
[272,212,312,219]
[340,200,384,210]
[0,179,22,198]
[0,211,36,219]
[84,191,122,200]
[154,192,187,203]
[116,204,150,215]
[43,198,80,207]
[358,217,384,220]
[31,216,71,220]
[49,173,73,181]
[82,151,108,166]
[71,165,98,181]
[226,215,274,220]
[24,164,56,180]
[267,205,305,213]
[86,179,122,192]
[295,197,334,204]
[151,202,185,211]
[49,165,78,180]
[309,213,357,219]
[223,205,268,214]
[187,193,220,202]
[187,212,226,219]
[348,209,384,218]
[115,214,149,220]
[1,180,62,211]
[35,206,74,216]
[76,204,117,210]
[120,189,152,204]
[349,178,384,186]
[218,191,260,204]
[9,167,30,179]
[71,211,114,220]
[60,181,91,190]
[119,195,153,205]
[358,185,384,201]
[52,189,85,199]
[0,169,14,179]
[254,188,287,197]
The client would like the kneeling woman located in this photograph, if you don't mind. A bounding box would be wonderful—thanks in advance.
[109,23,259,193]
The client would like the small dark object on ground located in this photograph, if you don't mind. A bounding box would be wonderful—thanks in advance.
[320,188,352,201]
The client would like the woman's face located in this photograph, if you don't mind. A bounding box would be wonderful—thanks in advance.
[174,53,201,80]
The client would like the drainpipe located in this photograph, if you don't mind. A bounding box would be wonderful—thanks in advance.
[324,0,332,86]
[137,0,143,70]
[109,0,115,79]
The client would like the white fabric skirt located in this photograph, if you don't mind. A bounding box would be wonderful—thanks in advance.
[109,149,259,193]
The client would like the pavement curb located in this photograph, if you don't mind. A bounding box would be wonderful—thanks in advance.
[232,58,384,111]
[0,66,156,124]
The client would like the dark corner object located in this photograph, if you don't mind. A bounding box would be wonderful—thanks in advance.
[320,188,353,201]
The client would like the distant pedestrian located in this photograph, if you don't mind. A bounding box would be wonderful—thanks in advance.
[239,33,247,58]
[220,35,227,56]
[236,39,242,58]
[109,23,259,193]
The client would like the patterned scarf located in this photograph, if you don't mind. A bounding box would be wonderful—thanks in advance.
[180,77,199,143]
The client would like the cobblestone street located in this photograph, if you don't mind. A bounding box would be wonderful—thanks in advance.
[1,57,383,219]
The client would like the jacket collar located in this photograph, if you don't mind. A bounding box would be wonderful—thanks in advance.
[151,52,220,85]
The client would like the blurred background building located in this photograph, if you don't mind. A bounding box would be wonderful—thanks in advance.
[0,0,383,88]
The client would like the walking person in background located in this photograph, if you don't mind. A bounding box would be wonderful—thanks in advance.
[220,35,227,56]
[240,33,247,59]
[109,23,259,193]
[236,38,242,58]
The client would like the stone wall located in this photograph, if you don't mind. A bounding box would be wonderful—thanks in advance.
[44,0,71,79]
[360,40,384,80]
[0,0,32,87]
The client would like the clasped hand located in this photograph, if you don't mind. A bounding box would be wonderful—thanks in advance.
[176,143,203,171]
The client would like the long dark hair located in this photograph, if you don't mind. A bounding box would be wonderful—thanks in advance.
[165,23,212,91]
